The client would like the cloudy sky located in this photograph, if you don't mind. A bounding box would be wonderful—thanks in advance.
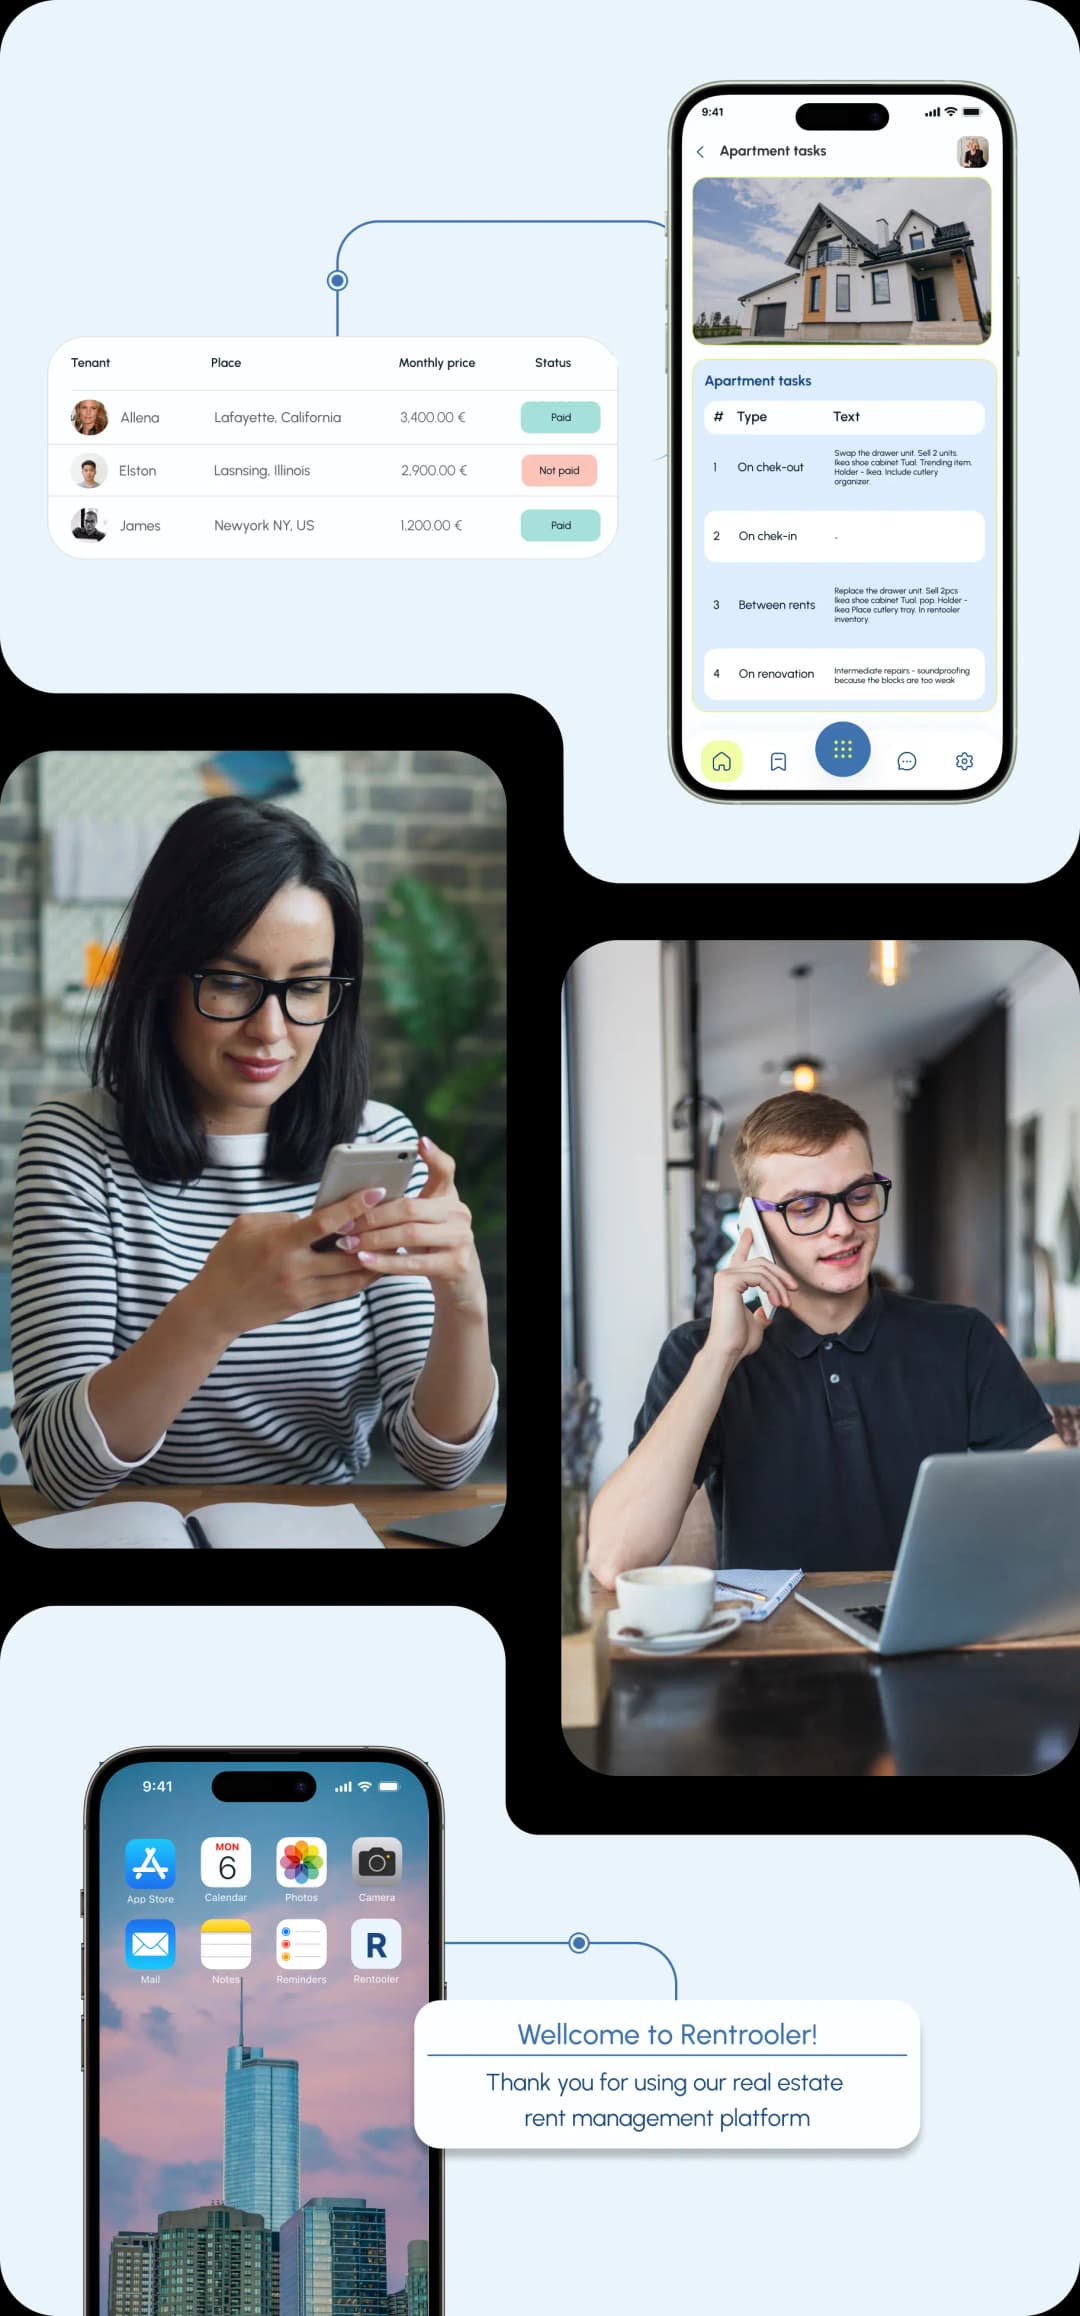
[693,177,991,318]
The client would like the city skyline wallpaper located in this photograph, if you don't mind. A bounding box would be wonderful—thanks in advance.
[94,1755,432,2311]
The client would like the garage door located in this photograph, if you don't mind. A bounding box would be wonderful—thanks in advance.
[754,303,787,336]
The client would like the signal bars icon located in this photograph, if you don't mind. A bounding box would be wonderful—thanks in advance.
[334,1779,352,1793]
[334,1778,374,1792]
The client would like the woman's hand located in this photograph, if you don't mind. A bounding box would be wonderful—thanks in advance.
[336,1135,487,1311]
[188,1184,401,1339]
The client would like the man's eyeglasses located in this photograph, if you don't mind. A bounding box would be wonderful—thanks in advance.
[188,971,355,1025]
[754,1173,892,1238]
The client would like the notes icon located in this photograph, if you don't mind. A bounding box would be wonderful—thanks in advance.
[277,1918,328,1970]
[200,1918,252,1970]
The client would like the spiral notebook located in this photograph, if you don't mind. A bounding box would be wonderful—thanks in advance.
[713,1568,803,1621]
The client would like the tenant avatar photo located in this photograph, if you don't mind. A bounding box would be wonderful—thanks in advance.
[71,396,109,434]
[693,177,990,343]
[562,940,1080,1778]
[0,750,506,1550]
[72,454,105,489]
[71,506,106,541]
[960,136,989,168]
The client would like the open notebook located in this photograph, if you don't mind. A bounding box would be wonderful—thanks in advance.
[14,1501,383,1550]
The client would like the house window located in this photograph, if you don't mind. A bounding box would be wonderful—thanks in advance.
[817,237,842,264]
[835,273,850,312]
[809,275,821,312]
[872,271,890,303]
[909,231,925,250]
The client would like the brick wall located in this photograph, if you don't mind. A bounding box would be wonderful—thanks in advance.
[0,753,505,1441]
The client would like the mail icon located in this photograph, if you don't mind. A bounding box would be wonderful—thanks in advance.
[201,1918,253,1971]
[125,1919,175,1970]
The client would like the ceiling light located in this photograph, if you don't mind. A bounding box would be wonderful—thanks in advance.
[869,940,909,987]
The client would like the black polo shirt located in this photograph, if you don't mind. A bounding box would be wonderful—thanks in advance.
[628,1283,1055,1572]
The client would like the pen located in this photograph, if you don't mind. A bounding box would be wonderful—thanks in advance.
[714,1580,769,1603]
[187,1515,213,1550]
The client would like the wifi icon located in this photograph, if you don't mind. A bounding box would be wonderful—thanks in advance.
[944,105,957,116]
[358,1780,373,1792]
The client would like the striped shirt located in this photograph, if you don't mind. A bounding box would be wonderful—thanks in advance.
[11,1087,497,1509]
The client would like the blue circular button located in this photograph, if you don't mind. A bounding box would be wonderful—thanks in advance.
[815,721,872,775]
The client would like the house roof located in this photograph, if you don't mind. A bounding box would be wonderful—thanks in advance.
[785,203,879,264]
[735,271,800,305]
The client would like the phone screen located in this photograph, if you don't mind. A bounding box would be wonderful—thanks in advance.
[670,85,1014,797]
[87,1751,439,2316]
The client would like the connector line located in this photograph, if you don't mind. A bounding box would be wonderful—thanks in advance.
[326,217,664,335]
[445,1934,678,1998]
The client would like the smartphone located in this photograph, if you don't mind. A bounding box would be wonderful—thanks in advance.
[310,1140,418,1251]
[84,1748,443,2316]
[669,82,1015,799]
[735,1193,778,1317]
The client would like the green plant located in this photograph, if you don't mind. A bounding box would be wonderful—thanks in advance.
[370,876,506,1239]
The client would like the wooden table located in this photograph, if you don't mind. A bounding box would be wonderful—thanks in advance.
[566,1572,1080,1777]
[3,1481,504,1549]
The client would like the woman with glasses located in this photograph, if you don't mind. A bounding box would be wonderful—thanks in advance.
[11,797,498,1510]
[587,1090,1058,1587]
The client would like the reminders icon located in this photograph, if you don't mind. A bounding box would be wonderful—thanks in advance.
[277,1918,328,1970]
[201,1918,252,1970]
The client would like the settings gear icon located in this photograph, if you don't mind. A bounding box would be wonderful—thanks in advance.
[955,751,975,771]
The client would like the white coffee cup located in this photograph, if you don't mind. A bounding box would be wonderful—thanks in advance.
[614,1564,730,1638]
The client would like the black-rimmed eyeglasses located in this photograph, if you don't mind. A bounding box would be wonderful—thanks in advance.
[754,1173,892,1237]
[188,971,355,1025]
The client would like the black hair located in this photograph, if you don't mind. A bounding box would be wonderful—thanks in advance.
[82,458,97,468]
[91,795,368,1183]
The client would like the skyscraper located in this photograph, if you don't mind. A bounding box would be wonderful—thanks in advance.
[406,2239,429,2316]
[157,2205,268,2316]
[278,2198,387,2316]
[223,1985,301,2234]
[388,2292,408,2316]
[107,2229,157,2316]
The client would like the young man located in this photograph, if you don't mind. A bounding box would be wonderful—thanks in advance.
[587,1092,1061,1585]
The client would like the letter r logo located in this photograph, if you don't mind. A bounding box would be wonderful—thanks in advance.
[351,1917,402,1969]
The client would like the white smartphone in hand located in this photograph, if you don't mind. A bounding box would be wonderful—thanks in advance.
[735,1193,778,1319]
[310,1141,418,1249]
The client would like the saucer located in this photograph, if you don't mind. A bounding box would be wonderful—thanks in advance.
[609,1608,745,1656]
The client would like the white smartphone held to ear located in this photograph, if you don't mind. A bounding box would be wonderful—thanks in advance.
[310,1141,418,1250]
[735,1194,778,1319]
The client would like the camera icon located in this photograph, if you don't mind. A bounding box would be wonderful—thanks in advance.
[352,1836,403,1881]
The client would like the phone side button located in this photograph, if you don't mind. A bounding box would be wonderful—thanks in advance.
[80,1943,84,2000]
[80,1886,84,1917]
[80,2016,85,2072]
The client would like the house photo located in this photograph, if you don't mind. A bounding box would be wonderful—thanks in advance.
[693,177,991,344]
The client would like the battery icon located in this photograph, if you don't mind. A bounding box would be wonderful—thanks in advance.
[962,107,981,116]
[378,1780,399,1791]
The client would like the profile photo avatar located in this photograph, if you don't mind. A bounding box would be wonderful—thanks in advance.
[70,397,108,435]
[71,507,106,541]
[960,136,989,168]
[72,455,105,489]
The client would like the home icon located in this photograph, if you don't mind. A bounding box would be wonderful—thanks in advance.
[700,740,743,784]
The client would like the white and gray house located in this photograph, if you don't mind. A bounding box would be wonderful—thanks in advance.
[732,202,987,341]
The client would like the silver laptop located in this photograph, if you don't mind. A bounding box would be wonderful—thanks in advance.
[795,1450,1080,1656]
